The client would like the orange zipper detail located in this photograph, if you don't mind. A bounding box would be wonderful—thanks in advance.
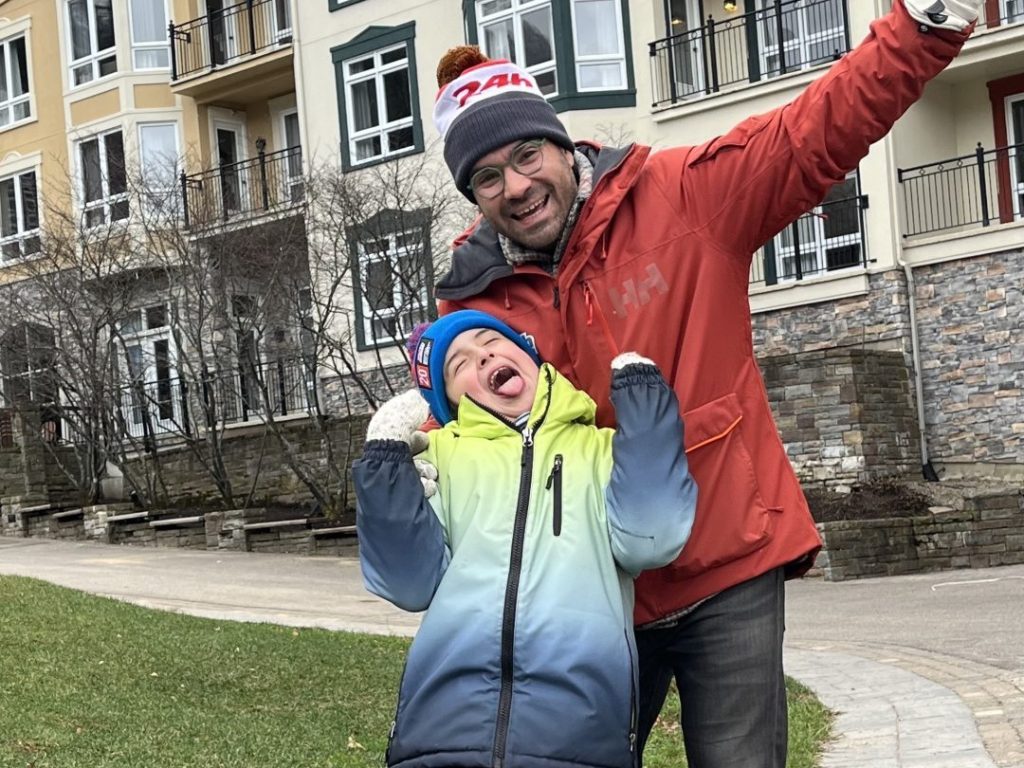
[582,280,620,356]
[685,415,743,454]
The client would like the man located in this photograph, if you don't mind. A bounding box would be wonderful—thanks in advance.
[425,1,980,765]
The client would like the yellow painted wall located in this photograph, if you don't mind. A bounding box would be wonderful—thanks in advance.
[134,84,177,111]
[1,0,73,217]
[68,88,122,127]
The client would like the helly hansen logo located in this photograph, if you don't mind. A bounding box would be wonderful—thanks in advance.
[607,264,669,318]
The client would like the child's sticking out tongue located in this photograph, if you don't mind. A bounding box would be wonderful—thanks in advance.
[493,367,525,398]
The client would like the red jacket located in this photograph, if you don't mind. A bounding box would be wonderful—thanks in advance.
[436,2,968,625]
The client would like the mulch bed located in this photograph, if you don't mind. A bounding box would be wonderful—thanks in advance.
[804,479,933,523]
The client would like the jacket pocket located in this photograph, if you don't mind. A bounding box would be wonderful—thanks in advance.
[667,392,779,580]
[687,114,770,167]
[546,454,563,536]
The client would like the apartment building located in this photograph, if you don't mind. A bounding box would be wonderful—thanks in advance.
[0,0,312,502]
[293,0,1024,484]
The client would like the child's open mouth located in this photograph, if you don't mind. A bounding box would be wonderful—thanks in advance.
[488,365,525,397]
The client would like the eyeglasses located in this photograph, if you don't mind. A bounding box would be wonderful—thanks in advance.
[469,139,547,200]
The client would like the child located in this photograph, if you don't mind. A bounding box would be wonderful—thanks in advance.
[354,309,697,768]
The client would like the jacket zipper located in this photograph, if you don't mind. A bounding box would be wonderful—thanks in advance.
[545,454,563,536]
[492,370,553,768]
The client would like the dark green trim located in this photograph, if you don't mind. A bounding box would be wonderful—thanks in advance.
[348,209,437,353]
[549,91,636,113]
[328,0,366,10]
[461,0,636,114]
[331,22,424,173]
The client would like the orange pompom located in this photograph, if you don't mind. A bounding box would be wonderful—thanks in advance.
[436,45,490,88]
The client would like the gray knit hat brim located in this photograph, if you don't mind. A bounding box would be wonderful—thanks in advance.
[443,91,574,202]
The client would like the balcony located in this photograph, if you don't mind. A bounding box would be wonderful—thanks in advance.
[120,356,317,441]
[181,144,303,230]
[650,0,851,108]
[750,186,869,287]
[169,0,293,103]
[897,143,1024,238]
[977,0,1024,30]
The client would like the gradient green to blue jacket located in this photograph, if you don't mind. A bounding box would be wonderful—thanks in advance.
[355,363,696,768]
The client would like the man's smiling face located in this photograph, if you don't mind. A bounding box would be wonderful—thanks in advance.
[473,138,578,253]
[443,328,539,420]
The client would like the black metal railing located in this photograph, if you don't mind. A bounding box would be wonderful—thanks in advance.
[181,144,303,229]
[750,193,869,287]
[119,356,317,440]
[650,0,850,107]
[897,142,1024,238]
[170,0,292,80]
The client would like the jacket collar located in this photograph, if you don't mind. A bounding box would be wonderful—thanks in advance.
[436,142,645,301]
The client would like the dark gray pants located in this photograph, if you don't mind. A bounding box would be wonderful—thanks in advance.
[635,568,787,768]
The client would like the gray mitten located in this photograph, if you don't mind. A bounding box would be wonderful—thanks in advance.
[904,0,981,31]
[366,390,431,445]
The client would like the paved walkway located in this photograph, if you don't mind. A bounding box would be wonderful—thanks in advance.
[2,536,1022,767]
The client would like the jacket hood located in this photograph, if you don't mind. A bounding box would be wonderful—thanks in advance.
[445,363,596,439]
[436,143,642,301]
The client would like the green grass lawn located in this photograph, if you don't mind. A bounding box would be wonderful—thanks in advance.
[0,576,831,767]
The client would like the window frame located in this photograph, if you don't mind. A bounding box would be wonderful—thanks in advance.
[463,0,636,112]
[331,22,424,172]
[128,0,171,71]
[348,209,436,352]
[137,121,181,216]
[0,168,41,261]
[1006,93,1024,221]
[117,303,179,437]
[569,0,628,94]
[0,33,33,129]
[477,0,559,96]
[66,0,118,88]
[763,170,865,285]
[77,127,129,228]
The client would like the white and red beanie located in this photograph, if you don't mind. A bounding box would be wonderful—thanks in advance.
[433,46,574,201]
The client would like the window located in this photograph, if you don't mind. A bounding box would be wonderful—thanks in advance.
[343,44,414,164]
[129,0,169,70]
[769,172,864,282]
[1,169,40,260]
[1008,95,1024,220]
[67,0,117,86]
[1003,0,1024,23]
[1,324,61,442]
[78,129,128,227]
[478,0,558,94]
[350,210,435,349]
[571,0,626,91]
[119,304,177,437]
[138,122,179,213]
[757,0,846,78]
[0,34,31,127]
[332,22,424,170]
[281,110,304,202]
[467,0,634,109]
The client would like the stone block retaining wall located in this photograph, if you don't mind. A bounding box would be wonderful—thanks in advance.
[814,484,1024,581]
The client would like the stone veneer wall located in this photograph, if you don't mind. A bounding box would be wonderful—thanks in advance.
[753,254,1024,482]
[814,484,1024,581]
[123,413,370,508]
[912,248,1024,466]
[759,348,918,486]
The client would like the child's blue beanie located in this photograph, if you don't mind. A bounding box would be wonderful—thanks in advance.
[411,310,541,424]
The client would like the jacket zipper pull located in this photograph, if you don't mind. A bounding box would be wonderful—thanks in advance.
[521,426,534,466]
[583,281,594,326]
[545,455,562,489]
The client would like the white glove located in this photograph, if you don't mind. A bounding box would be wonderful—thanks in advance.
[366,389,431,444]
[611,351,657,371]
[904,0,981,32]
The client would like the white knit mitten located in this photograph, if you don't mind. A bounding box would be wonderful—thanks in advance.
[611,352,657,371]
[366,390,431,445]
[904,0,981,31]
